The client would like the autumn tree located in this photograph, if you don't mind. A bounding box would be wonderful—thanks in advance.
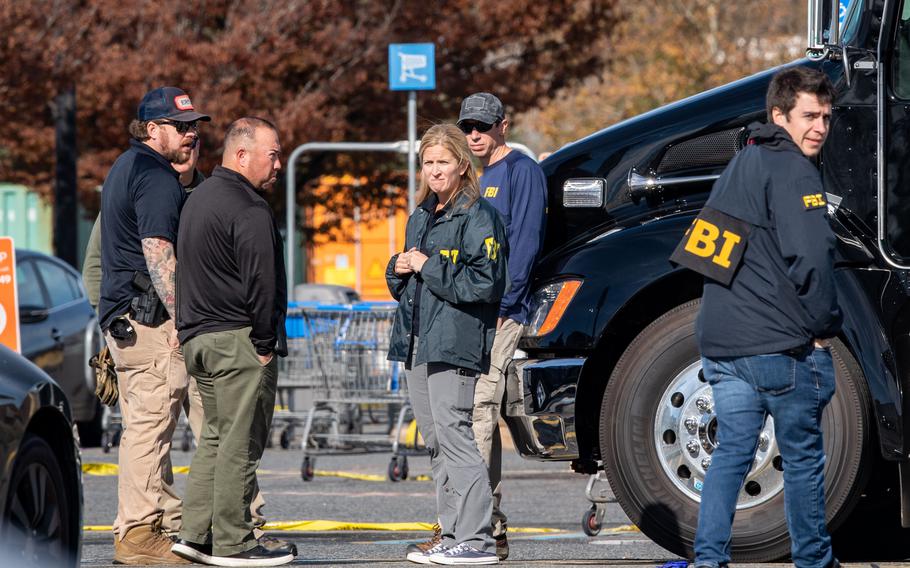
[515,1,808,152]
[0,0,620,225]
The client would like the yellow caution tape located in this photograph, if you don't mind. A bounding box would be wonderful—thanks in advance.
[494,526,564,534]
[83,463,429,481]
[402,419,425,448]
[314,470,431,482]
[603,524,640,533]
[82,463,190,476]
[83,521,565,533]
[263,520,437,532]
[81,462,119,476]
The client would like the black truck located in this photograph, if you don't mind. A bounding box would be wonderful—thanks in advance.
[503,0,910,560]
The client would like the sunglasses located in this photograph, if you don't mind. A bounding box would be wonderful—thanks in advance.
[458,120,499,134]
[156,119,199,135]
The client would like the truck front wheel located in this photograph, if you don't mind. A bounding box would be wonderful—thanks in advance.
[600,299,871,561]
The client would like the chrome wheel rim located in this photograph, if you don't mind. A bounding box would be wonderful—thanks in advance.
[653,362,784,509]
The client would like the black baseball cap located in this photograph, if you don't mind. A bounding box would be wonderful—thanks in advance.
[457,93,504,126]
[137,87,211,122]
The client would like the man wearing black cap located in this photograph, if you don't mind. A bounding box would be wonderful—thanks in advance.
[460,93,547,560]
[99,86,209,565]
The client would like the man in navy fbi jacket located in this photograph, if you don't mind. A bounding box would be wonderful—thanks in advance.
[676,67,842,568]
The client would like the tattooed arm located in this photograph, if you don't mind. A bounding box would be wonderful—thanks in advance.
[142,237,177,321]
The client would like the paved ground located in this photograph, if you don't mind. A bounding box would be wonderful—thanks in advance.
[81,432,675,567]
[79,424,910,567]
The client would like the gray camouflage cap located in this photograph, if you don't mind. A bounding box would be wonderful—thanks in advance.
[457,93,504,125]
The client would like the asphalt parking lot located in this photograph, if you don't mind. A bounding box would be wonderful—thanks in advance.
[79,433,910,567]
[80,435,675,567]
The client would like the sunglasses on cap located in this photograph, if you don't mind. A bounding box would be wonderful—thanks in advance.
[458,120,499,134]
[156,119,199,135]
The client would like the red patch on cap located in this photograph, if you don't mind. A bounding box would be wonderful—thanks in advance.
[174,95,194,111]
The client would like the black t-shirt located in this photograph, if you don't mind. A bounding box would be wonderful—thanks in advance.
[99,139,184,330]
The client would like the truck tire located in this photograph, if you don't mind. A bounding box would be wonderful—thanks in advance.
[600,299,871,561]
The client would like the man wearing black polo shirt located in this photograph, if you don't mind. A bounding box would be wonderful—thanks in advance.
[171,117,293,567]
[100,86,210,565]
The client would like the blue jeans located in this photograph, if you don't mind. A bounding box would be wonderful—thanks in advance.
[694,348,836,568]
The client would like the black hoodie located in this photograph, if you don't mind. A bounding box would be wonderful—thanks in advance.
[696,122,843,357]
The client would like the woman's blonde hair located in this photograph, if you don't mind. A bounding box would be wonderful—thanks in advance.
[415,124,480,208]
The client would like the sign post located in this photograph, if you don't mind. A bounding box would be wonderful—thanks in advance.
[389,43,436,212]
[0,237,20,353]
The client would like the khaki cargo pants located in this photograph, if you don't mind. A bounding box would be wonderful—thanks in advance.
[105,315,188,541]
[472,318,523,539]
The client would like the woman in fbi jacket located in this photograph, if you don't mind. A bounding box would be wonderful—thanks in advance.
[387,124,508,565]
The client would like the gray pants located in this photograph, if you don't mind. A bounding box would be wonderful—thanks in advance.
[407,359,494,553]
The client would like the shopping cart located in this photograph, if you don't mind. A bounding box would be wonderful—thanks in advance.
[281,303,419,482]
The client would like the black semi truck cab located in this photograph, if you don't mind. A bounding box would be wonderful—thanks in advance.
[503,0,910,560]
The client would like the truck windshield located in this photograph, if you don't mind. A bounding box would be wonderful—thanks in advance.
[841,0,862,45]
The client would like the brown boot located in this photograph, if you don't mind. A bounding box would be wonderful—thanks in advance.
[405,522,442,555]
[113,525,191,565]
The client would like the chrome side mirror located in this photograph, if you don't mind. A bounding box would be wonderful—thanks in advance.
[807,0,841,60]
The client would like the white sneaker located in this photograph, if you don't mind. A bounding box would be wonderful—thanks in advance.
[407,541,449,564]
[429,542,499,565]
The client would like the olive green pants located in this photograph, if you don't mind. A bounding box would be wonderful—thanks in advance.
[179,328,277,556]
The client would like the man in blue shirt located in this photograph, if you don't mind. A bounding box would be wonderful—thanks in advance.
[460,92,547,559]
[100,86,209,565]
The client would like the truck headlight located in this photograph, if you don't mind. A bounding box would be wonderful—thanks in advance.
[525,280,582,337]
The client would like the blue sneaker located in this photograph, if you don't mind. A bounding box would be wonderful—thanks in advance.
[429,542,498,565]
[407,541,449,564]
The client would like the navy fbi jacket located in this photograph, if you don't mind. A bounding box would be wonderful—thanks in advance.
[479,150,547,325]
[696,122,843,357]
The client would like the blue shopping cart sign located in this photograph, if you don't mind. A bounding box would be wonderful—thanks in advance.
[389,43,435,91]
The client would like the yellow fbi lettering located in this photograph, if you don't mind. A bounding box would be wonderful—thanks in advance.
[483,186,499,198]
[683,219,742,269]
[802,193,826,209]
[439,249,459,264]
[483,237,501,260]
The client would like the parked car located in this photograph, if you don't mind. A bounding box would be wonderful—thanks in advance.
[0,344,82,566]
[16,249,102,446]
[293,283,361,304]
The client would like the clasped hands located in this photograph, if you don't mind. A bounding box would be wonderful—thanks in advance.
[395,247,428,275]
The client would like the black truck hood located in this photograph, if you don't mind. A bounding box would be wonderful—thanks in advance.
[536,60,826,260]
